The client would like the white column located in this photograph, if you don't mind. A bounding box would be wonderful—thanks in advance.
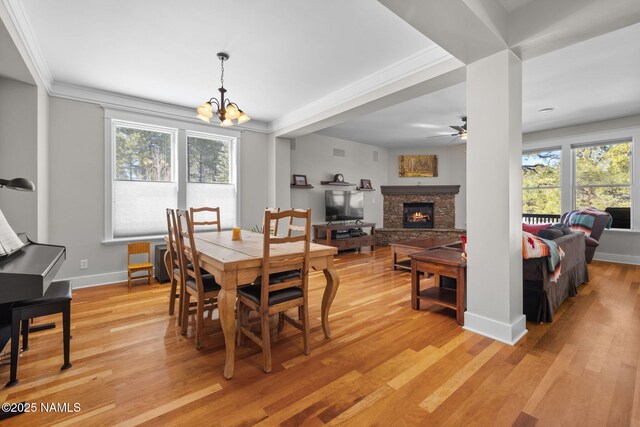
[464,50,526,345]
[266,134,291,210]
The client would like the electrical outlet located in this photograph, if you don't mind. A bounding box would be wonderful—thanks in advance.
[80,259,88,270]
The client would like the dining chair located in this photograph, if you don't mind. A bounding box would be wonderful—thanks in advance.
[175,210,221,349]
[265,207,280,235]
[165,209,182,322]
[190,207,222,231]
[127,242,153,289]
[236,208,312,373]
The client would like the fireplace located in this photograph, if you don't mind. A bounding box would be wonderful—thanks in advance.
[403,202,434,229]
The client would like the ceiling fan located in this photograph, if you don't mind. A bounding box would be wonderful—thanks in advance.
[425,116,467,143]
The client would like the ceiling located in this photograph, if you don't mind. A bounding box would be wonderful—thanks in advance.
[19,0,434,123]
[317,22,640,147]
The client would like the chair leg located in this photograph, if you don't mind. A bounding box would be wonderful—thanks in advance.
[195,296,204,349]
[148,268,152,285]
[62,302,72,370]
[128,270,132,290]
[301,303,311,356]
[261,310,272,373]
[20,319,29,351]
[236,299,243,347]
[7,310,21,387]
[180,293,190,335]
[177,279,184,327]
[169,277,177,316]
[278,312,285,333]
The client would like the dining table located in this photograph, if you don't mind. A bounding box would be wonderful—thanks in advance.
[165,229,339,379]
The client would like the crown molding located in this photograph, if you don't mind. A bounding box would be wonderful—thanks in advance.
[2,0,52,91]
[268,44,456,135]
[51,81,270,133]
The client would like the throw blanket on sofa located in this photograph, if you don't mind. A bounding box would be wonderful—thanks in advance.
[522,231,565,282]
[564,207,613,237]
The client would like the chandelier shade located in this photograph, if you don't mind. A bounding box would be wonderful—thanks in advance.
[196,52,250,127]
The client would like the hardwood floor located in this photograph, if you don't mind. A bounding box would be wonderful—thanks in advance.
[1,247,639,426]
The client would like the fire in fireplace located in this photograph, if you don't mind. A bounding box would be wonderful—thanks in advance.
[403,202,434,229]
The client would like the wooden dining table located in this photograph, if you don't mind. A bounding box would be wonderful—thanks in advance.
[165,229,339,379]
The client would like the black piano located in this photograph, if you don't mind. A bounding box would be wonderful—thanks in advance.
[0,242,66,350]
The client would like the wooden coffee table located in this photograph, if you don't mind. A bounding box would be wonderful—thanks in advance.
[391,238,462,271]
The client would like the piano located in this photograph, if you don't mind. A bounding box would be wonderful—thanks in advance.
[0,241,66,350]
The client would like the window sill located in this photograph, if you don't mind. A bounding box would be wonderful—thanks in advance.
[102,235,166,245]
[603,228,640,235]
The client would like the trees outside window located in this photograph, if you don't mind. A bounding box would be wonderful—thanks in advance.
[522,150,561,215]
[574,142,631,212]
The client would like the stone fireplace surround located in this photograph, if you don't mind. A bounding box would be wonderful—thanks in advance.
[376,185,465,245]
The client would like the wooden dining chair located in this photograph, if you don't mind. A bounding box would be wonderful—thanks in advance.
[175,209,221,349]
[236,208,312,373]
[127,242,153,289]
[165,209,182,322]
[190,207,221,231]
[265,207,280,235]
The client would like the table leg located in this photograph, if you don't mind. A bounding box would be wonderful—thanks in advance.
[392,248,397,270]
[456,267,465,325]
[217,279,237,379]
[321,256,340,338]
[411,261,419,310]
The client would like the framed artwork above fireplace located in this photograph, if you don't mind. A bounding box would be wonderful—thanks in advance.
[398,155,438,177]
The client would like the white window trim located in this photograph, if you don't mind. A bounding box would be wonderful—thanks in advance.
[103,108,242,244]
[523,127,638,231]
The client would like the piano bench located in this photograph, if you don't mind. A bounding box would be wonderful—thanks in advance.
[6,281,72,388]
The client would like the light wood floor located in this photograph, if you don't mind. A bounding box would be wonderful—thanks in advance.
[1,247,639,426]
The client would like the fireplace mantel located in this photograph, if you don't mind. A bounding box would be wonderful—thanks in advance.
[380,185,460,195]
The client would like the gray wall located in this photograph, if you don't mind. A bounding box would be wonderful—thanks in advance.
[0,77,38,238]
[48,96,270,285]
[386,144,467,229]
[291,134,388,226]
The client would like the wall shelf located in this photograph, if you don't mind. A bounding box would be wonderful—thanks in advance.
[356,188,375,191]
[290,184,314,189]
[320,181,356,186]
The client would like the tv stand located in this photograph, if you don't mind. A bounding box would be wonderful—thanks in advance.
[313,222,376,252]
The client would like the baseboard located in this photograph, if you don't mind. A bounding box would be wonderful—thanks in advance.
[60,270,130,289]
[463,312,527,346]
[593,252,640,265]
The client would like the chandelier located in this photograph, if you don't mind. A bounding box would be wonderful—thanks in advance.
[196,52,250,127]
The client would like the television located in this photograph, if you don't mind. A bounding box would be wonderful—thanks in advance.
[325,190,364,222]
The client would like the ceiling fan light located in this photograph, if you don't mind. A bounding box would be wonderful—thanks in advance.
[237,111,251,124]
[220,118,233,127]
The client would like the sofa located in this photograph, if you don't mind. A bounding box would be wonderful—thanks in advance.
[523,232,588,323]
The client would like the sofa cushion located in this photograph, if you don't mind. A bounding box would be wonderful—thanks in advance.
[548,223,573,235]
[537,228,563,240]
[522,223,551,233]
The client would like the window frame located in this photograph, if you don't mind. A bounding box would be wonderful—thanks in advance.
[571,139,633,228]
[522,148,562,215]
[104,110,241,244]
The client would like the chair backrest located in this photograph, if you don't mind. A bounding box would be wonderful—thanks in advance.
[189,207,221,232]
[260,209,311,305]
[176,210,206,295]
[128,241,150,264]
[265,207,280,235]
[165,208,181,277]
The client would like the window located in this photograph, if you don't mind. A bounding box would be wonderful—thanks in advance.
[113,122,177,238]
[186,133,236,229]
[107,119,237,241]
[573,141,632,224]
[522,150,561,215]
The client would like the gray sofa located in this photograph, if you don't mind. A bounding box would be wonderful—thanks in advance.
[560,210,611,263]
[523,232,588,322]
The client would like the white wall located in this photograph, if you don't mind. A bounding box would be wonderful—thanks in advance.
[48,96,271,285]
[524,117,640,264]
[0,77,38,238]
[386,144,467,229]
[290,133,388,226]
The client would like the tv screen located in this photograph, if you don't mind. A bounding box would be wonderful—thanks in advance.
[325,190,364,222]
